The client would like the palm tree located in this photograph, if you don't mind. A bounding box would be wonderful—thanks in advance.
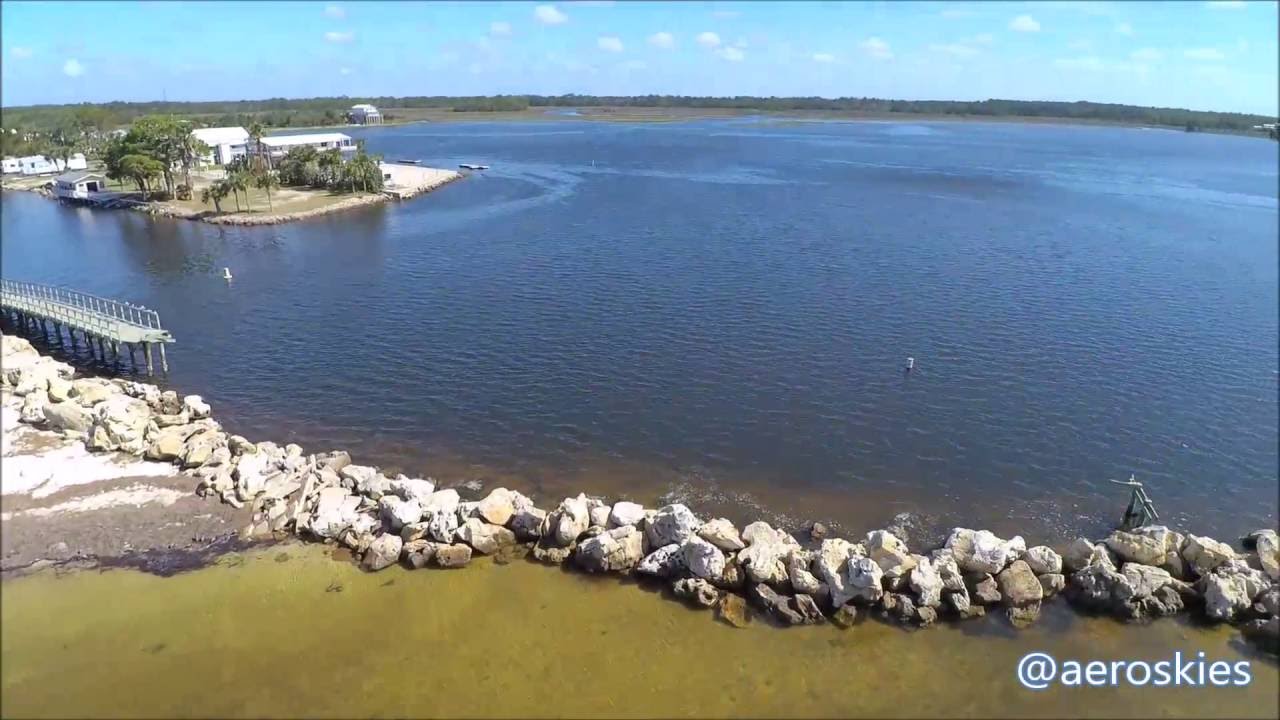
[227,169,252,211]
[247,121,267,171]
[200,180,231,214]
[176,127,209,196]
[254,169,280,212]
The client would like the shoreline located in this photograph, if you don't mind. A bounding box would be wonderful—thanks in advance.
[1,327,1277,655]
[0,164,462,227]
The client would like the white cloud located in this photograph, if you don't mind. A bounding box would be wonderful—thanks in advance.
[859,36,893,60]
[339,67,353,75]
[62,58,84,77]
[1205,1,1245,8]
[323,4,345,19]
[648,31,675,49]
[597,35,624,52]
[812,52,835,63]
[711,9,740,19]
[930,43,979,58]
[1130,47,1162,61]
[1115,21,1133,36]
[10,46,32,59]
[490,21,512,36]
[717,46,745,61]
[1053,56,1105,71]
[696,31,721,48]
[324,31,354,43]
[534,5,568,25]
[1009,15,1041,32]
[1184,47,1225,60]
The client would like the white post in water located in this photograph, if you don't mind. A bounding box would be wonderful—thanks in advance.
[905,356,915,371]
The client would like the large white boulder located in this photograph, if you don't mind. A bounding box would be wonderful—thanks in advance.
[379,495,423,532]
[475,487,518,526]
[635,543,687,578]
[182,394,211,419]
[946,528,1024,575]
[363,533,402,571]
[575,525,645,573]
[41,400,93,433]
[455,517,516,554]
[388,477,435,504]
[698,518,746,552]
[866,530,915,578]
[909,554,944,608]
[1252,529,1280,582]
[681,536,726,580]
[606,501,647,528]
[1024,546,1064,575]
[1104,530,1168,566]
[546,494,591,547]
[645,504,701,548]
[311,487,362,539]
[1182,535,1236,577]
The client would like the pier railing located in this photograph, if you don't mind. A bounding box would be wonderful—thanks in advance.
[1,279,174,373]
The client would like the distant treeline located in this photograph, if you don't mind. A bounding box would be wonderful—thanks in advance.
[2,94,1275,134]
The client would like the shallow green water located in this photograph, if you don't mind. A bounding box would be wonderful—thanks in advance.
[2,544,1277,718]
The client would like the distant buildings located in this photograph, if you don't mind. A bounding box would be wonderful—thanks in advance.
[3,153,88,175]
[192,126,251,166]
[349,103,383,125]
[261,132,356,161]
[53,171,107,199]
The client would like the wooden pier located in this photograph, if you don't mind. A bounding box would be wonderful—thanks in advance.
[0,279,175,375]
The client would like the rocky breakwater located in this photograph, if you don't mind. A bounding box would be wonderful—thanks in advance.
[3,331,1278,656]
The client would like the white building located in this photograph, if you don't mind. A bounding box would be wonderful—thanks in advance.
[53,171,107,200]
[1,157,20,174]
[349,103,383,125]
[64,153,88,171]
[261,132,356,160]
[192,126,250,166]
[18,155,59,175]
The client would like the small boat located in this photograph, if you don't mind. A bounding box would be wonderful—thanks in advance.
[222,267,233,281]
[459,163,490,170]
[393,158,420,165]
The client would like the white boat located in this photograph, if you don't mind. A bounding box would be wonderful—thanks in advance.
[458,163,490,170]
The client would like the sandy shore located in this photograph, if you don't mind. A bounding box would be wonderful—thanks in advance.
[0,391,248,576]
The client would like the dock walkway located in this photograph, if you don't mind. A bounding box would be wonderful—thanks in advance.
[0,280,174,374]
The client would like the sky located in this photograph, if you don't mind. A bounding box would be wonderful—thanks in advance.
[2,1,1277,115]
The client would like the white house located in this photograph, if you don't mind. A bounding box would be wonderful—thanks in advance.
[349,103,383,125]
[1,157,20,174]
[192,126,250,166]
[15,153,89,175]
[53,171,107,200]
[261,132,356,160]
[19,155,59,175]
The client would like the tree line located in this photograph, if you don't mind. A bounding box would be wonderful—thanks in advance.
[3,95,1276,135]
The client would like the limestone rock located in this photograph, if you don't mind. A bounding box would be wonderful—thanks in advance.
[1063,537,1098,573]
[433,543,472,568]
[456,518,517,555]
[426,508,460,544]
[379,495,423,532]
[475,487,518,526]
[997,560,1043,607]
[636,543,687,578]
[45,376,71,403]
[181,430,223,469]
[946,528,1024,575]
[749,583,815,626]
[698,518,746,552]
[532,539,575,565]
[1105,530,1168,566]
[182,394,211,419]
[422,488,461,516]
[909,555,944,608]
[645,504,702,548]
[682,536,727,580]
[809,522,830,542]
[1183,535,1236,577]
[19,390,46,424]
[673,578,720,608]
[1039,573,1066,597]
[575,525,644,573]
[607,501,647,528]
[718,593,751,628]
[233,451,276,499]
[41,400,93,433]
[970,574,1002,605]
[70,380,114,407]
[1117,564,1174,602]
[402,539,437,569]
[1204,572,1255,621]
[831,604,858,629]
[1242,617,1280,656]
[311,487,362,539]
[787,551,823,595]
[589,505,611,528]
[1252,529,1280,582]
[741,521,798,549]
[546,495,591,547]
[510,506,548,541]
[929,550,966,592]
[389,477,435,505]
[363,533,402,571]
[866,530,915,578]
[815,539,874,606]
[1024,546,1063,575]
[1007,602,1042,629]
[738,536,792,586]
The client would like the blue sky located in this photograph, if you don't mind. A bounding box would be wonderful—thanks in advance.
[2,1,1276,115]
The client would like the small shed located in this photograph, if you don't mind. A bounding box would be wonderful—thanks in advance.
[53,171,107,200]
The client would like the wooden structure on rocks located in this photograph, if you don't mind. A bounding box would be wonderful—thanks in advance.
[0,279,175,374]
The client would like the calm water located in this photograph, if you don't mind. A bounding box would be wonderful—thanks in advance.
[2,120,1277,541]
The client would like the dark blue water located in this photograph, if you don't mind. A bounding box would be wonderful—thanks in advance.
[3,120,1276,540]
